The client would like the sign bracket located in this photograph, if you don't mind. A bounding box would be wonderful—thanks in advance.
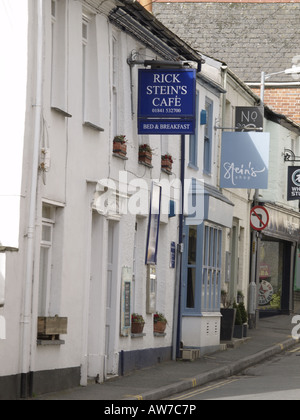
[284,149,300,162]
[127,51,204,72]
[215,125,263,131]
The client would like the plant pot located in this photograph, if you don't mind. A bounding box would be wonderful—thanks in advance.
[233,324,243,339]
[139,151,152,166]
[154,321,167,334]
[220,308,236,341]
[161,159,172,173]
[113,141,127,157]
[131,322,145,335]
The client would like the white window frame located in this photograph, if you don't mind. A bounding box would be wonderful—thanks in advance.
[203,98,213,175]
[202,224,222,312]
[112,34,119,138]
[38,205,56,316]
[51,0,70,116]
[82,14,89,120]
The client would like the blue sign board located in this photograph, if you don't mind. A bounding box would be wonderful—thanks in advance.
[138,119,195,135]
[220,132,270,189]
[138,69,196,135]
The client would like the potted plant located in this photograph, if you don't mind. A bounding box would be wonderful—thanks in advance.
[161,153,173,173]
[131,313,145,334]
[139,144,153,166]
[153,312,167,334]
[233,302,244,339]
[237,290,244,304]
[239,302,248,337]
[113,135,127,157]
[220,291,236,341]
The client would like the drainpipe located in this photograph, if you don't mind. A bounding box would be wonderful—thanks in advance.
[172,134,185,360]
[218,65,228,188]
[20,0,43,398]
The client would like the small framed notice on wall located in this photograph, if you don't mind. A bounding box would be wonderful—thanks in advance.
[120,267,132,337]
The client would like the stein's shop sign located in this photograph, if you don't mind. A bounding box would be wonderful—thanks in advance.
[220,132,270,189]
[138,69,196,135]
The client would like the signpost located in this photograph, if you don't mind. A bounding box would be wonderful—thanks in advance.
[138,69,196,135]
[250,205,269,232]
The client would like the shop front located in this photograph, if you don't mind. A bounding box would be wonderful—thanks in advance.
[258,204,300,316]
[181,181,234,353]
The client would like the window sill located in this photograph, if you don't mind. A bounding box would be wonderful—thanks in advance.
[131,333,146,338]
[154,332,167,337]
[161,168,172,175]
[113,153,128,161]
[51,107,72,118]
[188,163,199,171]
[139,161,153,169]
[37,339,65,346]
[83,121,105,132]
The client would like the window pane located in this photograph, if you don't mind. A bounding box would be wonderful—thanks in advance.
[204,99,213,173]
[42,205,52,220]
[187,268,196,309]
[189,92,199,166]
[38,246,50,316]
[188,226,197,265]
[209,228,214,266]
[202,269,207,310]
[42,224,52,242]
[216,230,221,268]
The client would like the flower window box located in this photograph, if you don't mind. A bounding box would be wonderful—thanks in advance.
[113,135,127,158]
[161,154,173,174]
[139,144,153,167]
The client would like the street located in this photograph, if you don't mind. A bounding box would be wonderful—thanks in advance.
[167,346,300,400]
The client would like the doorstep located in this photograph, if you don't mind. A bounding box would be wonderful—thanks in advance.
[221,336,252,349]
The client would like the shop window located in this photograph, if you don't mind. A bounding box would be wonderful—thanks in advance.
[184,223,222,314]
[186,226,197,309]
[202,225,222,312]
[259,241,283,311]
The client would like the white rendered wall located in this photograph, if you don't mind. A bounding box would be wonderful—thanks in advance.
[0,0,28,249]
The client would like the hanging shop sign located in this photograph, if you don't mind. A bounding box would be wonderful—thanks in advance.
[250,205,270,232]
[235,106,264,131]
[220,132,270,189]
[287,166,300,201]
[138,69,196,135]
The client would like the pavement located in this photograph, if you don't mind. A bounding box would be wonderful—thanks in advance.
[36,314,300,400]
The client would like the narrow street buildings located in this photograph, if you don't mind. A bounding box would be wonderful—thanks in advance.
[1,0,300,400]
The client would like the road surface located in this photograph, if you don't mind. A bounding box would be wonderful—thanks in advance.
[167,346,300,400]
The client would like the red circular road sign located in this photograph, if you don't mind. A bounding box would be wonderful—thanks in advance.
[250,205,269,231]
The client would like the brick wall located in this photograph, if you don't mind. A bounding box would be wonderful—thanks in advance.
[252,87,300,124]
